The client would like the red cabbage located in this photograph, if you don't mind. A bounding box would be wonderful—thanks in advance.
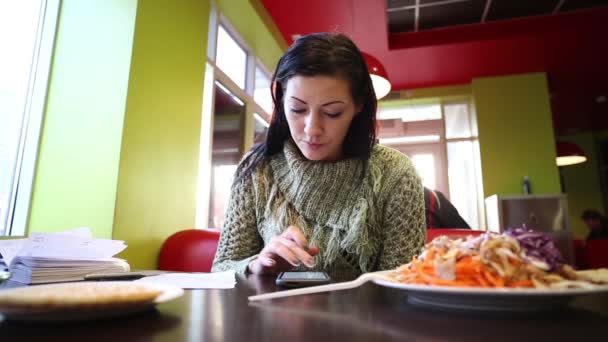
[505,226,565,271]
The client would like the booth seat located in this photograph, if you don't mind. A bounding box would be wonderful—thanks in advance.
[158,229,221,272]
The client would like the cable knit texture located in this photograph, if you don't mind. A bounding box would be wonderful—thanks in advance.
[211,141,425,281]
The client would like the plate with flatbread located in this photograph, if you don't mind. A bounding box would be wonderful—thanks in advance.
[0,281,183,322]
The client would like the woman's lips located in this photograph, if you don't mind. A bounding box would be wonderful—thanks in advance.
[304,141,324,150]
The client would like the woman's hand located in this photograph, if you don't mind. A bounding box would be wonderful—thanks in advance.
[248,226,320,275]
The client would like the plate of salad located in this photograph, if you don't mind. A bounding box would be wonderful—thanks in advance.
[374,228,608,312]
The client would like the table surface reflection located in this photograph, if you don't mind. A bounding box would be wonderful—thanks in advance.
[1,274,607,341]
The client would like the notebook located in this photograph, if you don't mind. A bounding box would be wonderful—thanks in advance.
[0,228,129,284]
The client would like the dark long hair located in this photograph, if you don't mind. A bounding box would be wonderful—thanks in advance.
[238,32,377,180]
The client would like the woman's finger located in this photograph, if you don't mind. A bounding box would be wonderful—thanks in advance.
[276,236,315,267]
[268,239,300,266]
[257,253,276,267]
[282,226,309,250]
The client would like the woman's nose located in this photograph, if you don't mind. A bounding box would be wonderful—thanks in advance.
[304,111,323,137]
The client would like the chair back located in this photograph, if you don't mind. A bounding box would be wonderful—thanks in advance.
[426,229,484,242]
[158,229,221,272]
[586,239,608,269]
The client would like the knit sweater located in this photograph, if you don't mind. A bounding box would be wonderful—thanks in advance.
[211,141,426,281]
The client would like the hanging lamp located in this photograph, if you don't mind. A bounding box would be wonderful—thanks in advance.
[556,141,587,166]
[361,52,391,100]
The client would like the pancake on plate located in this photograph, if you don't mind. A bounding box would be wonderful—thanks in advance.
[0,282,162,314]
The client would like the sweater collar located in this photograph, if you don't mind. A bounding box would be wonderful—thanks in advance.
[269,141,365,228]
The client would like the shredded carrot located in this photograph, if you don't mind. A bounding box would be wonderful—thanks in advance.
[395,245,536,288]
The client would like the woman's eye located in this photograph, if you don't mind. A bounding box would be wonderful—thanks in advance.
[325,112,342,118]
[290,108,306,114]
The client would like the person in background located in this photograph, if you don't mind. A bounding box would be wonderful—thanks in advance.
[424,187,470,229]
[211,32,426,281]
[581,209,608,241]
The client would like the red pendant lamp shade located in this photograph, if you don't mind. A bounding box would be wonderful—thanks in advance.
[361,52,391,100]
[556,141,587,166]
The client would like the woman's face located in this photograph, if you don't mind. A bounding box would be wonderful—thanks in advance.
[283,75,358,162]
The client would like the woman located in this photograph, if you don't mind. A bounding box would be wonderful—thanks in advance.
[211,33,425,281]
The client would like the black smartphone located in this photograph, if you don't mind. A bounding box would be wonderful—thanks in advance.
[275,271,331,288]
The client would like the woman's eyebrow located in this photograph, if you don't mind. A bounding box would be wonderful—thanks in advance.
[290,96,307,104]
[322,101,345,106]
[289,97,345,106]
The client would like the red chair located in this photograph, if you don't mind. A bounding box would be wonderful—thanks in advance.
[158,229,221,272]
[426,229,484,242]
[586,239,608,269]
[573,239,588,269]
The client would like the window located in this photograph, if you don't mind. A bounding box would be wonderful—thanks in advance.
[208,81,245,229]
[0,0,59,236]
[254,65,272,114]
[411,154,436,189]
[377,100,484,229]
[197,12,274,230]
[216,25,247,89]
[253,112,269,145]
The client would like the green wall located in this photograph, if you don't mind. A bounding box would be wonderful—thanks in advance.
[560,133,604,239]
[28,0,137,238]
[473,73,561,197]
[112,0,210,269]
[113,0,284,269]
[19,0,283,269]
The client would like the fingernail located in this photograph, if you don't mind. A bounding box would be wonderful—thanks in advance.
[304,257,314,267]
[265,259,275,266]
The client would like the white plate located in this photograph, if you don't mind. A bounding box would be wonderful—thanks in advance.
[0,281,184,322]
[372,276,608,312]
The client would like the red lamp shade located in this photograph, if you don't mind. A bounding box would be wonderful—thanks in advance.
[556,141,587,166]
[361,52,391,100]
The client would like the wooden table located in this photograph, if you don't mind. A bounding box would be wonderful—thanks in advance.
[1,274,607,341]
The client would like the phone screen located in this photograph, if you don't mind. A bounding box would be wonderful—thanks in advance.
[279,272,330,281]
[276,271,331,287]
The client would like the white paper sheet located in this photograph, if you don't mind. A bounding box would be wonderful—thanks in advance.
[0,239,26,266]
[135,270,236,289]
[0,227,127,266]
[18,231,126,260]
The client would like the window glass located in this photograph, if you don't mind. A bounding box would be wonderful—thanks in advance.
[209,81,245,229]
[254,66,272,114]
[444,102,471,139]
[216,25,247,89]
[377,104,442,122]
[376,100,483,228]
[447,141,478,227]
[253,113,269,145]
[411,154,436,190]
[0,0,46,235]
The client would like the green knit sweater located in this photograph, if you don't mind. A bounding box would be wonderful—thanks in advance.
[211,141,425,281]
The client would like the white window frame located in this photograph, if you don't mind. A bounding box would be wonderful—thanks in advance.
[2,0,60,236]
[196,3,273,229]
[377,99,485,229]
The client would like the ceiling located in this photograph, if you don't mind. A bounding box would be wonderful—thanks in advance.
[259,0,608,135]
[387,0,607,33]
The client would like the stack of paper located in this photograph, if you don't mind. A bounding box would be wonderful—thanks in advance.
[0,228,129,284]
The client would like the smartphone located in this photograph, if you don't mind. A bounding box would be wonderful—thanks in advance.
[275,271,331,288]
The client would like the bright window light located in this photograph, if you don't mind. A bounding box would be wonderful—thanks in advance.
[253,112,269,128]
[254,66,273,114]
[377,104,442,122]
[411,154,436,189]
[379,135,440,145]
[216,25,247,89]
